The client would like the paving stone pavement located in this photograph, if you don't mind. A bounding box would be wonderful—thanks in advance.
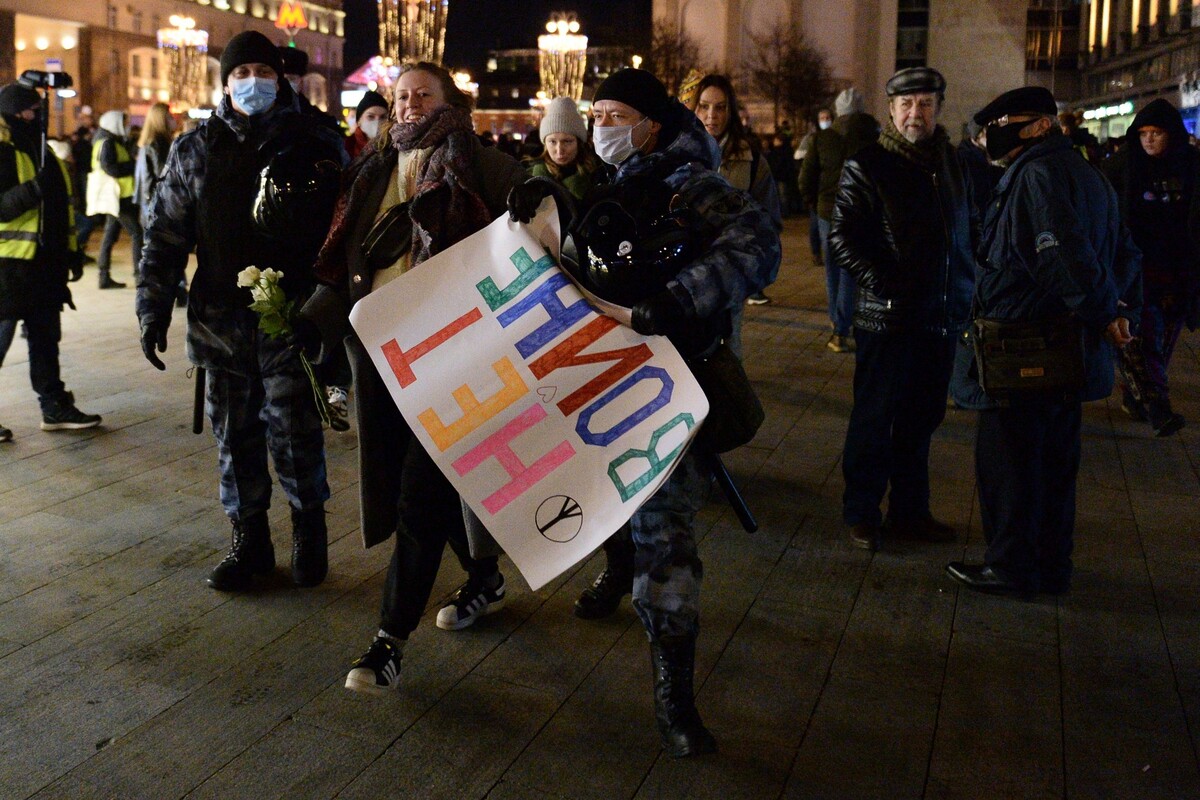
[0,221,1197,800]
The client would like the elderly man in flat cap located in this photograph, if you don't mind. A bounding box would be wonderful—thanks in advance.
[828,67,976,551]
[946,87,1140,596]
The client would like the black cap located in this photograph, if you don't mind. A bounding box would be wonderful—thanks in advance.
[0,83,40,115]
[355,90,388,120]
[278,45,309,77]
[974,86,1058,126]
[885,67,946,97]
[593,68,670,121]
[220,31,285,86]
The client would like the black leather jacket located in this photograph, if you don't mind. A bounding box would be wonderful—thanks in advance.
[829,138,975,336]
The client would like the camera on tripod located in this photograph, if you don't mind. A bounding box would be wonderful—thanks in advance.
[18,69,74,91]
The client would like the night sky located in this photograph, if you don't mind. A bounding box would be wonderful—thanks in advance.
[343,0,654,73]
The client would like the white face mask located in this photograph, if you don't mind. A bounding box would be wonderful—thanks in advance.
[359,118,381,140]
[594,116,649,166]
[818,120,832,130]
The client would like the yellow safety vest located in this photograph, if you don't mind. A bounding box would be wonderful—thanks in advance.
[0,143,78,261]
[91,135,135,200]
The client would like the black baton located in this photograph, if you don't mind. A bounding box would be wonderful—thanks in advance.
[704,451,758,533]
[192,367,206,435]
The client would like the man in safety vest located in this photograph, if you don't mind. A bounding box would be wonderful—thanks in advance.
[0,81,100,442]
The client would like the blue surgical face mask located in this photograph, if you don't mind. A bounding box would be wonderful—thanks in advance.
[594,116,649,166]
[229,76,278,116]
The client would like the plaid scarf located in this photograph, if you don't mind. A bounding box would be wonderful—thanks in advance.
[879,119,950,171]
[314,105,489,284]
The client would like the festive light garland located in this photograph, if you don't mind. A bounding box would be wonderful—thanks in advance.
[379,0,448,65]
[538,13,587,103]
[157,15,209,110]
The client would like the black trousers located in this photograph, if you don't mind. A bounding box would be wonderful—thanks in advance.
[97,202,142,275]
[976,400,1080,592]
[378,418,498,639]
[842,328,956,527]
[0,308,68,411]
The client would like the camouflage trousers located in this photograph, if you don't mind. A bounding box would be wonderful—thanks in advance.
[630,449,710,639]
[206,340,330,521]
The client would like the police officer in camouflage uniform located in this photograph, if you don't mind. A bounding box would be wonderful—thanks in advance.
[136,31,343,591]
[511,68,780,758]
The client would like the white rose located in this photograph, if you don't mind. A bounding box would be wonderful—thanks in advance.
[236,266,261,288]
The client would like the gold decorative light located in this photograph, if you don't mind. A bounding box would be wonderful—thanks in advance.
[379,0,449,64]
[157,15,208,110]
[538,13,587,102]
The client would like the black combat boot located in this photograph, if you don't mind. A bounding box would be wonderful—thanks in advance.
[650,634,717,758]
[206,512,274,591]
[290,506,328,587]
[574,531,634,619]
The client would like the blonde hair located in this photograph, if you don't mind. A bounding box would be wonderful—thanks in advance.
[139,102,173,149]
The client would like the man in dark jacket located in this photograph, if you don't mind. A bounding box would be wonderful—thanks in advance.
[946,86,1141,596]
[1104,98,1198,437]
[0,81,100,441]
[799,110,852,351]
[137,31,343,591]
[829,67,975,551]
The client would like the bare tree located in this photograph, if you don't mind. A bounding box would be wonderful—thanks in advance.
[743,22,834,130]
[647,20,702,97]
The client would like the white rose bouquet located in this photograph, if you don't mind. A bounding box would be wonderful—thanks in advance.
[236,266,332,427]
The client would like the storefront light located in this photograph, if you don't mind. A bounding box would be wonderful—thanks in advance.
[35,37,50,51]
[61,36,77,50]
[1083,101,1135,121]
[15,40,25,52]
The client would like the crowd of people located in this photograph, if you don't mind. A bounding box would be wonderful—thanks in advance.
[1,27,1197,758]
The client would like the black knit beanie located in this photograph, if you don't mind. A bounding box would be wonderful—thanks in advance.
[0,83,41,115]
[355,90,388,120]
[593,68,670,121]
[220,31,285,86]
[278,45,309,77]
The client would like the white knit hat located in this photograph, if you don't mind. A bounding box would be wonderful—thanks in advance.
[539,97,588,143]
[835,87,865,117]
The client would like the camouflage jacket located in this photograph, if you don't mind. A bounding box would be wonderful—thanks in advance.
[137,92,343,373]
[613,101,781,320]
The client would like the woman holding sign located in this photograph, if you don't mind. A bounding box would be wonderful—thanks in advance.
[297,62,525,695]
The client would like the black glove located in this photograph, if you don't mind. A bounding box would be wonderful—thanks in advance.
[67,250,83,282]
[140,320,168,371]
[291,316,322,359]
[631,289,688,338]
[34,162,59,196]
[507,180,551,224]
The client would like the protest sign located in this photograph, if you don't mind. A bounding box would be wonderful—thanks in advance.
[349,202,709,590]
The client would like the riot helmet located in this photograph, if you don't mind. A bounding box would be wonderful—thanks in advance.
[251,134,341,244]
[564,176,702,308]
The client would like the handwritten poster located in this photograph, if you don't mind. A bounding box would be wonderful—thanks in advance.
[349,201,709,589]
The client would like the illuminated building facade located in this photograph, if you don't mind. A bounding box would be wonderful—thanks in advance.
[0,0,345,135]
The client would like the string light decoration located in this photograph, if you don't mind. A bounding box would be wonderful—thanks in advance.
[157,15,208,110]
[379,0,449,65]
[538,13,588,103]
